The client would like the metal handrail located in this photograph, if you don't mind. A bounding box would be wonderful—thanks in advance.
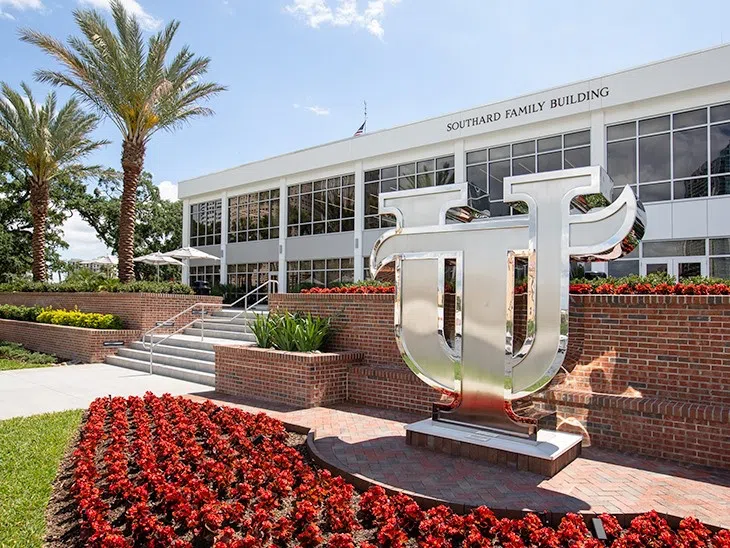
[142,279,278,375]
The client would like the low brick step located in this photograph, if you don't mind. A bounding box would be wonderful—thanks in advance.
[183,327,256,342]
[115,348,215,373]
[105,355,215,386]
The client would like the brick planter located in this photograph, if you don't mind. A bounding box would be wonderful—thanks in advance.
[215,345,363,408]
[0,318,142,363]
[0,292,223,330]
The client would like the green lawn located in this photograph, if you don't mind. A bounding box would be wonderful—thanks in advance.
[0,359,54,372]
[0,342,57,372]
[0,410,83,547]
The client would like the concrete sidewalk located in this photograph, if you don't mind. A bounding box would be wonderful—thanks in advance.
[0,363,211,420]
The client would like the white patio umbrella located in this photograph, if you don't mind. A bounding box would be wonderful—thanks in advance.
[162,247,221,261]
[133,252,183,281]
[80,255,119,265]
[162,247,220,284]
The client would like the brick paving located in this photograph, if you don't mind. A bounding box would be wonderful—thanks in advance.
[188,392,730,529]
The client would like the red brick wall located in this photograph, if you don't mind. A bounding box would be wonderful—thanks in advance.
[215,345,363,408]
[0,319,142,363]
[0,292,222,331]
[272,292,730,469]
[270,293,401,368]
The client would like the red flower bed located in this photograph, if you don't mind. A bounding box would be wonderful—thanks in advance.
[569,282,730,295]
[69,394,730,547]
[301,285,395,294]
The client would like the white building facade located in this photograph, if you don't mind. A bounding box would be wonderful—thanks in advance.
[179,45,730,295]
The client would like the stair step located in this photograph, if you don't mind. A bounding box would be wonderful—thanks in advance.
[129,341,215,362]
[116,348,215,373]
[209,309,268,319]
[105,356,215,386]
[192,320,253,333]
[147,334,237,351]
[184,328,256,342]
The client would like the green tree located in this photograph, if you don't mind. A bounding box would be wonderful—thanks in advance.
[0,84,106,281]
[0,149,78,282]
[67,169,182,280]
[21,1,225,282]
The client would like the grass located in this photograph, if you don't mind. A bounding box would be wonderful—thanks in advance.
[0,359,55,372]
[0,409,83,547]
[0,341,57,372]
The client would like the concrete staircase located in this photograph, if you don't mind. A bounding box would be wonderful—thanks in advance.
[105,308,267,386]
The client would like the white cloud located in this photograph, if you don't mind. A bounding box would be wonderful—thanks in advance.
[293,103,331,116]
[157,180,178,202]
[0,0,44,19]
[78,0,161,31]
[284,0,399,39]
[306,105,330,116]
[60,211,111,261]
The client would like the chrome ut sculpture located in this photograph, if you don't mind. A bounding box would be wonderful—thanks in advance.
[370,166,645,439]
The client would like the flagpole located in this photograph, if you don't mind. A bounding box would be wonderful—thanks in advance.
[364,100,367,133]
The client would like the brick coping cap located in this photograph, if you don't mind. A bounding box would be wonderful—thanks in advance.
[0,317,142,334]
[214,344,364,359]
[0,291,221,298]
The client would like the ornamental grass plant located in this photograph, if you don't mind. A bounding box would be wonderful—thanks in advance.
[251,312,330,352]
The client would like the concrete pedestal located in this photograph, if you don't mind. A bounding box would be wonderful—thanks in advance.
[406,419,582,477]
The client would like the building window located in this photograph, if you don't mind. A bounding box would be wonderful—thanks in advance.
[466,131,590,216]
[364,155,455,229]
[287,175,355,237]
[287,257,354,291]
[189,265,220,287]
[606,102,730,202]
[227,262,279,305]
[228,190,280,243]
[190,200,222,247]
[710,237,730,278]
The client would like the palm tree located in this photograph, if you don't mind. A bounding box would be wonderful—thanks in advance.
[21,1,226,282]
[0,83,107,281]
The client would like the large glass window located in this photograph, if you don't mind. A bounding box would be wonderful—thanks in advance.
[466,130,590,216]
[287,257,354,291]
[287,175,354,236]
[710,237,730,278]
[228,190,280,243]
[606,102,730,202]
[364,155,455,229]
[189,200,222,247]
[189,265,220,287]
[227,262,279,305]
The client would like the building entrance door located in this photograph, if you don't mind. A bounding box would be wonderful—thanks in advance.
[642,258,707,278]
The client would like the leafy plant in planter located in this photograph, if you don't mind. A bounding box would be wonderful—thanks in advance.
[252,312,330,352]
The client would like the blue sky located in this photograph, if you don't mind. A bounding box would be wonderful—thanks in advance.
[1,0,729,260]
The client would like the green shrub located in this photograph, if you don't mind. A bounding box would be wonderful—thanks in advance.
[0,341,56,364]
[0,304,42,322]
[255,311,330,352]
[36,307,123,330]
[0,279,194,295]
[570,271,729,289]
[250,312,276,349]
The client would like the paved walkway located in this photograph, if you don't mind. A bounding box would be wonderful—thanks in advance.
[0,364,210,420]
[189,392,730,529]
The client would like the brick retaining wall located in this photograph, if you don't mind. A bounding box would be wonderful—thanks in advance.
[0,318,142,363]
[0,292,222,331]
[215,345,363,408]
[271,292,730,469]
[270,293,401,368]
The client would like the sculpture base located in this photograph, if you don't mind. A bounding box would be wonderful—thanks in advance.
[406,419,582,477]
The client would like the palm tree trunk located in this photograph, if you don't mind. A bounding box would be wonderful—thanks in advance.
[119,139,146,283]
[29,177,49,282]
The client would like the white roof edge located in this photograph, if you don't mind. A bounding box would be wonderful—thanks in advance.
[179,42,730,193]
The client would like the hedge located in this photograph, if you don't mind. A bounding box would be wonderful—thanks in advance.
[0,279,194,295]
[0,304,123,330]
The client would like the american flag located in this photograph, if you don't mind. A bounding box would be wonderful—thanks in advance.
[354,120,366,136]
